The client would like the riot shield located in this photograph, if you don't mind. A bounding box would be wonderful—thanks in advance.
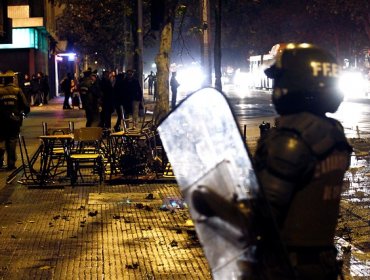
[158,88,295,279]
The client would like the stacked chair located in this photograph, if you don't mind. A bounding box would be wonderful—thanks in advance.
[68,127,105,186]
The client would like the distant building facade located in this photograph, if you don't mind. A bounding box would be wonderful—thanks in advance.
[0,0,66,98]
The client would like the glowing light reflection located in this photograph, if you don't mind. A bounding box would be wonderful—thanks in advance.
[176,66,205,92]
[339,71,368,98]
[233,70,253,98]
[329,102,363,134]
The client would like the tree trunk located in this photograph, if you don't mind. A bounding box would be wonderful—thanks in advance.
[154,21,173,125]
[200,0,212,86]
[214,0,222,91]
[362,15,370,42]
[124,5,135,70]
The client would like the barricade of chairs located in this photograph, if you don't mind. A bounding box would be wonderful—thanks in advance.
[15,111,169,187]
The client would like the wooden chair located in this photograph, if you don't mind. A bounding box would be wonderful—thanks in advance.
[40,122,75,177]
[68,127,104,186]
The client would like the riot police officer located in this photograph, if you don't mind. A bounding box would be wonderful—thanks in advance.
[79,69,103,127]
[0,70,30,170]
[254,44,352,279]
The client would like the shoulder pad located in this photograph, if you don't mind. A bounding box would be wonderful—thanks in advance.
[257,129,315,180]
[276,112,351,158]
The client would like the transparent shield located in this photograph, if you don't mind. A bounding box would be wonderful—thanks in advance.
[158,87,259,200]
[158,88,260,279]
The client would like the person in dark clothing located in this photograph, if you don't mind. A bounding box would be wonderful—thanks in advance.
[252,44,352,279]
[0,70,30,170]
[258,121,271,138]
[30,74,42,106]
[36,72,49,106]
[41,73,50,105]
[79,70,103,127]
[170,71,180,109]
[124,69,143,129]
[144,71,156,95]
[70,78,81,108]
[21,73,32,105]
[113,73,127,131]
[99,70,115,129]
[61,73,72,109]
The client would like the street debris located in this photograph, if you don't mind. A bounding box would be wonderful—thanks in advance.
[135,203,144,209]
[159,197,187,211]
[88,210,98,217]
[183,219,194,227]
[145,193,155,200]
[39,265,53,270]
[125,262,139,269]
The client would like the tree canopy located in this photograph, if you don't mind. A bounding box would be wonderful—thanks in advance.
[54,0,136,69]
[221,0,369,66]
[54,0,369,70]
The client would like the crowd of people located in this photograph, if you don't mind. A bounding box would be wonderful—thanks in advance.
[22,72,50,107]
[59,68,144,131]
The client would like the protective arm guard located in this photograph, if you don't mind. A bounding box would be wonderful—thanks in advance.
[255,129,316,223]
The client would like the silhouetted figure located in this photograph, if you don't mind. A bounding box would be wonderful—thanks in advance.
[170,72,180,109]
[61,73,72,109]
[0,71,30,170]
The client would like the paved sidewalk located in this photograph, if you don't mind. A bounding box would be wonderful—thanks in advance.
[0,96,212,279]
[0,183,211,279]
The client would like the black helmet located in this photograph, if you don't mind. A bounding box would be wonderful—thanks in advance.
[265,43,343,115]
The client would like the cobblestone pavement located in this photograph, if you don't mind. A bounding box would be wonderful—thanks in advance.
[0,183,211,280]
[0,95,368,279]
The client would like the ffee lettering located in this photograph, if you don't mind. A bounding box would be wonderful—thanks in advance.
[310,61,340,78]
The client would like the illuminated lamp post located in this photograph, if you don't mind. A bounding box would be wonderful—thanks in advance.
[55,52,76,96]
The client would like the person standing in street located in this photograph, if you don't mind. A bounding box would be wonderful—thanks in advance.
[252,44,352,279]
[113,72,127,131]
[21,73,32,105]
[35,72,49,106]
[144,71,156,95]
[79,69,103,127]
[170,71,180,109]
[99,70,114,129]
[61,73,72,109]
[30,73,42,106]
[40,72,50,105]
[124,69,143,129]
[0,70,30,170]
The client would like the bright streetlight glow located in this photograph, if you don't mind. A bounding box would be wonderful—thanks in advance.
[339,71,369,99]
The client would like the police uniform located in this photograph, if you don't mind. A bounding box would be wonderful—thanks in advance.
[254,44,352,279]
[0,71,30,169]
[79,71,102,127]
